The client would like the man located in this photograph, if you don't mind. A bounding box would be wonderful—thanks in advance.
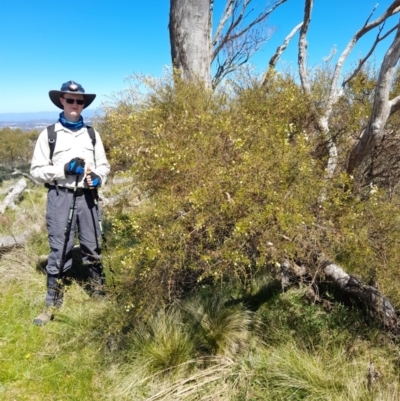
[30,80,110,326]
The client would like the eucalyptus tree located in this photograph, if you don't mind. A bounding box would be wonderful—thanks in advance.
[293,0,400,178]
[169,0,287,88]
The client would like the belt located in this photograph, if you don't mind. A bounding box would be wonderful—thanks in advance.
[45,184,89,196]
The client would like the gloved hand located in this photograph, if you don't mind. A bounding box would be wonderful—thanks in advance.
[87,171,101,188]
[64,158,85,176]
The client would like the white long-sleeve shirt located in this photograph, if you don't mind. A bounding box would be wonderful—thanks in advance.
[30,122,110,189]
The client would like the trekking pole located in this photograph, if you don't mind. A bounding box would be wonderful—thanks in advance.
[90,188,116,288]
[53,174,80,304]
[91,188,104,241]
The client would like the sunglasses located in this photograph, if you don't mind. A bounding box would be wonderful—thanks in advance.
[62,97,85,105]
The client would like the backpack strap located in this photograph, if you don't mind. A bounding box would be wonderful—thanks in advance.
[46,124,58,192]
[86,125,97,166]
[47,124,57,164]
[47,124,96,162]
[86,125,96,148]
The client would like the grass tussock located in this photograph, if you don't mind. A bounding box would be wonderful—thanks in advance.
[128,308,195,374]
[182,288,252,357]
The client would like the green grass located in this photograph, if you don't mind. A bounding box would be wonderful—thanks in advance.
[3,248,400,400]
[0,275,108,400]
[0,180,112,400]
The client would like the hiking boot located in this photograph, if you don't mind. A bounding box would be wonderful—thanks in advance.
[46,274,64,308]
[33,310,53,326]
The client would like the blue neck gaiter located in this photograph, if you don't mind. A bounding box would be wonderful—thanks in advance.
[58,112,84,130]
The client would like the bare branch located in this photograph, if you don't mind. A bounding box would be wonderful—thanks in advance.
[11,169,41,185]
[390,94,400,115]
[322,258,398,328]
[269,22,303,70]
[0,178,27,214]
[0,231,31,252]
[213,0,234,50]
[213,0,250,61]
[213,30,262,87]
[343,24,397,87]
[328,1,400,111]
[212,0,288,62]
[212,0,288,86]
[365,3,380,25]
[210,0,215,57]
[222,0,287,44]
[261,22,302,87]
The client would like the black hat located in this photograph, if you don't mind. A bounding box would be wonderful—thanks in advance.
[49,81,96,109]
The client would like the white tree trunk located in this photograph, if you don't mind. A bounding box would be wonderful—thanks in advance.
[169,0,212,88]
[348,23,400,174]
[293,0,400,178]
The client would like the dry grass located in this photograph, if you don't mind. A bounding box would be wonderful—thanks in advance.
[110,356,241,401]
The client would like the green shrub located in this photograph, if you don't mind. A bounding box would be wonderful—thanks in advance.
[99,72,324,315]
[99,70,400,322]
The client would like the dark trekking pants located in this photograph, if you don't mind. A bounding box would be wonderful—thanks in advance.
[44,186,103,306]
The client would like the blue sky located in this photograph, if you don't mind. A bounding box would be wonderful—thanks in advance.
[0,0,398,114]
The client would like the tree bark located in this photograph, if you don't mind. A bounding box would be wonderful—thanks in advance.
[169,0,212,88]
[266,22,303,73]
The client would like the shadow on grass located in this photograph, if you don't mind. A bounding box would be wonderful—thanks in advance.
[227,280,283,312]
[34,247,94,296]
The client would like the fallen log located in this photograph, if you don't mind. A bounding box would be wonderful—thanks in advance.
[11,169,40,185]
[0,222,42,253]
[0,231,31,252]
[320,257,398,329]
[280,253,399,331]
[0,178,27,214]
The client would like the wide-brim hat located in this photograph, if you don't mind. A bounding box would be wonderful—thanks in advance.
[49,80,96,109]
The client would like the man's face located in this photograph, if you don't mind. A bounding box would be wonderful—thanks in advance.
[59,94,85,121]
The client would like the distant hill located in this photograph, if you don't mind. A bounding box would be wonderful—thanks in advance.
[0,109,102,131]
[0,109,98,122]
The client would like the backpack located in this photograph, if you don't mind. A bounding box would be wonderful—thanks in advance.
[47,123,96,164]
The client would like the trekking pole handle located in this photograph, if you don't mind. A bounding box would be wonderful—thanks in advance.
[85,166,97,189]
